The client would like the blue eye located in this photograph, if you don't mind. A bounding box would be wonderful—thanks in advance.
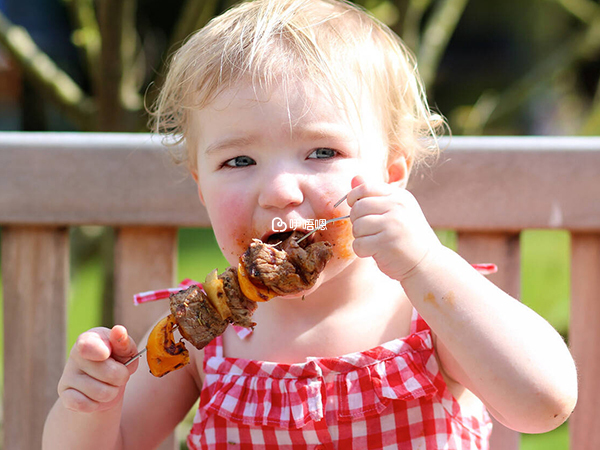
[223,156,256,168]
[308,148,337,159]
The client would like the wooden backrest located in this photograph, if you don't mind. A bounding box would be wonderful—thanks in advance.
[1,133,599,450]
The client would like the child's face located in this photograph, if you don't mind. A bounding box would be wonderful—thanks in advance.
[190,78,407,295]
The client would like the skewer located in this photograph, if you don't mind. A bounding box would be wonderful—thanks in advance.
[294,192,350,244]
[295,215,350,244]
[124,347,147,366]
[333,193,348,208]
[273,194,350,247]
[272,193,351,247]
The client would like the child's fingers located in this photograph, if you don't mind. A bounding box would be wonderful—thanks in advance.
[78,357,131,388]
[352,234,381,259]
[109,325,139,362]
[351,174,366,189]
[351,214,386,239]
[59,370,122,413]
[346,178,393,207]
[60,387,101,413]
[69,372,121,404]
[72,328,112,362]
[349,195,394,221]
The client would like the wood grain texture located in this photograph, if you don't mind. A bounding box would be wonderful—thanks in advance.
[113,227,178,345]
[113,226,179,450]
[0,133,208,227]
[569,233,600,450]
[1,226,69,450]
[457,232,521,450]
[1,134,599,230]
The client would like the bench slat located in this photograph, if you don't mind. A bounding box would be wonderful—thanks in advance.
[1,134,599,230]
[1,226,69,450]
[569,233,600,450]
[410,146,600,232]
[457,232,521,450]
[113,226,179,450]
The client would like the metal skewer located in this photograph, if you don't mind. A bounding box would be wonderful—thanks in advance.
[290,193,351,245]
[295,215,350,244]
[124,347,147,366]
[333,193,348,208]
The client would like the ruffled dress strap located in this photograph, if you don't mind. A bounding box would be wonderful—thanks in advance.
[197,320,439,428]
[190,308,493,449]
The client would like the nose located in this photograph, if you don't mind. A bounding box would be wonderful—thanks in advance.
[258,170,304,210]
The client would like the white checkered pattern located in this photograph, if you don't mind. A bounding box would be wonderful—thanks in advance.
[187,311,492,449]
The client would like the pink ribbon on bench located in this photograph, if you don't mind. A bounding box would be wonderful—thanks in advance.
[133,264,497,306]
[132,264,496,341]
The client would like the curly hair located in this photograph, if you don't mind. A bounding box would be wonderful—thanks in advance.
[149,0,445,172]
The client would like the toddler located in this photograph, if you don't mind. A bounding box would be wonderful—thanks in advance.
[43,0,577,449]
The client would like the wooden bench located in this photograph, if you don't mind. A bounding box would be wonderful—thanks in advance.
[1,133,598,450]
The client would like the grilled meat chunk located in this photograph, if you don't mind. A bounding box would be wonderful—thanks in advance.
[242,231,333,295]
[169,285,228,350]
[168,232,331,351]
[219,266,257,328]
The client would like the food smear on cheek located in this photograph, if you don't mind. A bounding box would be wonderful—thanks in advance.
[227,227,253,260]
[321,213,354,260]
[213,219,253,262]
[211,193,252,260]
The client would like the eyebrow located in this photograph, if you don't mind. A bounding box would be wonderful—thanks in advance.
[203,125,352,155]
[291,125,353,143]
[204,136,258,155]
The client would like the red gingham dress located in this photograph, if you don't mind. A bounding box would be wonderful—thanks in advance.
[185,309,493,449]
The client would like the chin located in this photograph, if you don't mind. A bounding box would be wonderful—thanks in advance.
[279,254,358,301]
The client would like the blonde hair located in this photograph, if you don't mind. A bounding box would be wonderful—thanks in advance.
[150,0,445,171]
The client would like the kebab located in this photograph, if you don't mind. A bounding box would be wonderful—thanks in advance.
[142,230,334,377]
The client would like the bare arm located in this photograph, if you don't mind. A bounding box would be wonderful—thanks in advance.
[44,395,125,450]
[43,326,138,450]
[401,245,578,433]
[120,333,201,450]
[346,176,578,434]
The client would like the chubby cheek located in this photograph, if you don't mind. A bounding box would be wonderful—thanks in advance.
[205,192,254,264]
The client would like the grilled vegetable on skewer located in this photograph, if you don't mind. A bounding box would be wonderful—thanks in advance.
[142,231,334,377]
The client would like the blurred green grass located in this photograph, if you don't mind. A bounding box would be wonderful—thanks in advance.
[0,228,572,449]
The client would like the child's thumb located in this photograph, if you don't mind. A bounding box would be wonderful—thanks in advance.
[109,325,137,360]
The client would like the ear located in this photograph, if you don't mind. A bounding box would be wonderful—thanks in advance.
[386,154,411,188]
[191,170,206,206]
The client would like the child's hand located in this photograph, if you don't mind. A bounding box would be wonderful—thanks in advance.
[346,175,442,281]
[58,325,140,413]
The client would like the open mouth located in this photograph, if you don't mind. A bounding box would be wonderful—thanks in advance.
[265,231,294,245]
[263,230,315,247]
